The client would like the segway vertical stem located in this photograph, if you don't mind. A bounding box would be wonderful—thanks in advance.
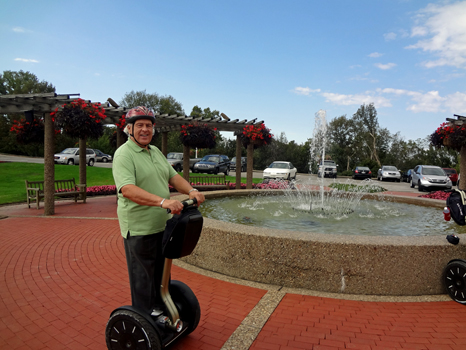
[160,258,182,332]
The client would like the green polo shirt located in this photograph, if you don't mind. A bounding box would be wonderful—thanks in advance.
[113,139,177,238]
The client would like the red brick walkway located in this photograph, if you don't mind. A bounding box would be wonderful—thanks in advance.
[1,196,466,350]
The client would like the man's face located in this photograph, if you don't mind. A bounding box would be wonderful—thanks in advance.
[130,119,154,146]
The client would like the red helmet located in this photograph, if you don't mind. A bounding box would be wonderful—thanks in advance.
[125,106,155,124]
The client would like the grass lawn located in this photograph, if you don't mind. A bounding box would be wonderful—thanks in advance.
[0,162,262,205]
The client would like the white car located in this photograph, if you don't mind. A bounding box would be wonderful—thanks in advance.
[411,165,452,192]
[54,148,96,166]
[377,165,401,182]
[263,161,297,180]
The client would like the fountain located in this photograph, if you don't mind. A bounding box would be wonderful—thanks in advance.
[179,111,466,296]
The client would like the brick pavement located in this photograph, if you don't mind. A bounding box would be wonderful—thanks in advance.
[1,196,466,350]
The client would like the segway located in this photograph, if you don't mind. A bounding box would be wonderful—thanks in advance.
[442,189,466,304]
[105,199,203,349]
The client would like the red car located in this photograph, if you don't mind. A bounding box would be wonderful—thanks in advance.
[443,168,458,186]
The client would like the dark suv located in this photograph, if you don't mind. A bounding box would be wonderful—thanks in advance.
[230,157,247,172]
[193,154,230,175]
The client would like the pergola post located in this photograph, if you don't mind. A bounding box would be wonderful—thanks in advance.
[235,134,242,189]
[161,131,168,157]
[117,128,125,148]
[460,146,466,190]
[43,112,55,216]
[183,145,190,181]
[247,143,254,189]
[79,138,87,196]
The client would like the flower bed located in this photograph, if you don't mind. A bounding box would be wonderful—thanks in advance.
[419,190,450,200]
[86,185,117,196]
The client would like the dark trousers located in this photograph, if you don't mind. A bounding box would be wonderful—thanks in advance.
[123,231,165,315]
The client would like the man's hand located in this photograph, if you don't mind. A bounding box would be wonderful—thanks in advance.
[162,199,184,215]
[189,190,205,205]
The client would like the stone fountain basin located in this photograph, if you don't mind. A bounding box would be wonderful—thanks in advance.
[181,190,466,296]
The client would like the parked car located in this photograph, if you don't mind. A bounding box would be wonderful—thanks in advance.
[54,148,96,166]
[352,166,372,180]
[166,152,200,172]
[411,165,452,192]
[402,169,414,183]
[377,166,401,182]
[230,157,247,172]
[94,149,112,163]
[317,160,337,178]
[263,161,297,180]
[443,168,458,186]
[193,154,230,175]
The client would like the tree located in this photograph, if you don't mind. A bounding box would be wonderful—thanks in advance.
[327,115,358,171]
[352,103,384,167]
[119,90,184,115]
[189,105,220,119]
[0,70,56,155]
[0,70,55,95]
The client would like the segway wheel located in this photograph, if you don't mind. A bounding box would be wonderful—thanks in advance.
[105,309,162,350]
[170,280,201,334]
[444,260,466,304]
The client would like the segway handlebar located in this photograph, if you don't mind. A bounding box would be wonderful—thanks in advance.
[166,198,198,214]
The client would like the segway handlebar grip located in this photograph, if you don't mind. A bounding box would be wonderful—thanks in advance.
[166,198,198,214]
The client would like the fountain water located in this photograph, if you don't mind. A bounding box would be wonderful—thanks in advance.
[286,109,367,217]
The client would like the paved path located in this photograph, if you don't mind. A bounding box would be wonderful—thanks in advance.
[1,196,466,350]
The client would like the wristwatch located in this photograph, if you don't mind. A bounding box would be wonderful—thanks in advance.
[188,188,198,194]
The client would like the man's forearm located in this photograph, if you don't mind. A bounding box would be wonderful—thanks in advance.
[120,184,164,207]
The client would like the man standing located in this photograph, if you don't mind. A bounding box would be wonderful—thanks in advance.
[112,106,205,316]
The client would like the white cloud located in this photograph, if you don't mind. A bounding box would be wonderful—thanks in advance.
[368,52,383,58]
[292,87,320,95]
[406,91,444,113]
[14,58,39,63]
[296,86,466,114]
[321,92,392,107]
[374,63,397,70]
[384,32,397,41]
[380,87,450,113]
[406,2,466,68]
[12,27,26,33]
[411,26,428,37]
[444,92,466,113]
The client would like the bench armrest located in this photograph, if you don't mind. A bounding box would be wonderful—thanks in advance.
[27,187,41,192]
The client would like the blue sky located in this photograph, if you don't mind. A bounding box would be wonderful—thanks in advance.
[1,0,465,145]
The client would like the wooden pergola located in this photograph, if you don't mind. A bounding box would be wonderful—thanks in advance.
[0,93,263,215]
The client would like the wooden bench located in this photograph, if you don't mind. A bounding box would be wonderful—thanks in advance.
[25,178,86,209]
[189,175,230,191]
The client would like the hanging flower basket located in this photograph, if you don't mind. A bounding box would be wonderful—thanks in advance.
[241,123,273,149]
[51,98,106,139]
[430,122,466,152]
[10,118,45,144]
[115,114,126,131]
[179,123,217,149]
